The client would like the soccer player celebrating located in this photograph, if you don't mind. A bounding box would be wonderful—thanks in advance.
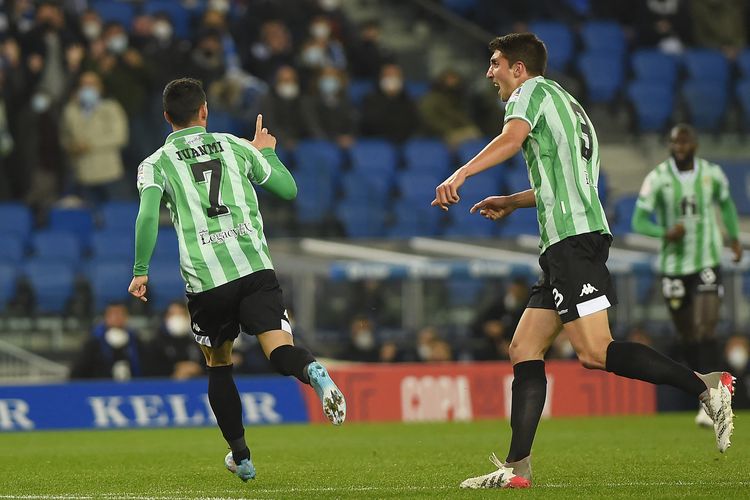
[432,34,735,489]
[128,78,345,482]
[632,124,743,427]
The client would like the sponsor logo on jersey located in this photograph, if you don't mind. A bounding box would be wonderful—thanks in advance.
[579,283,598,296]
[199,221,255,245]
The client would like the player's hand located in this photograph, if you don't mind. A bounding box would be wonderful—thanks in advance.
[249,114,276,150]
[470,195,516,220]
[665,223,685,242]
[731,239,743,263]
[432,168,467,211]
[128,275,149,302]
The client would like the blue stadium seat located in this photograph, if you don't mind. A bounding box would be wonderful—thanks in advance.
[499,207,539,237]
[49,207,94,251]
[397,171,442,202]
[403,139,451,174]
[682,80,728,131]
[341,172,392,202]
[0,203,33,243]
[721,163,750,215]
[626,81,674,132]
[0,235,24,265]
[143,1,191,40]
[446,277,484,306]
[456,138,488,164]
[738,49,750,78]
[348,79,376,106]
[148,258,186,312]
[631,50,679,86]
[683,49,729,85]
[737,80,750,128]
[580,21,626,57]
[528,21,574,72]
[207,110,246,137]
[611,194,639,236]
[24,259,75,314]
[578,53,625,103]
[405,80,430,100]
[88,260,132,313]
[152,229,180,261]
[442,0,477,16]
[443,209,497,238]
[293,169,336,224]
[0,265,17,312]
[387,200,443,238]
[92,1,135,28]
[505,167,530,193]
[598,169,608,210]
[91,231,135,261]
[31,231,82,265]
[294,139,343,174]
[350,139,398,174]
[337,202,387,238]
[100,201,139,231]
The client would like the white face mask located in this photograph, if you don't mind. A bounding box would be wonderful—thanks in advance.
[105,327,129,349]
[276,82,299,99]
[353,330,375,350]
[319,0,341,11]
[208,0,230,13]
[30,93,51,113]
[310,22,331,40]
[417,343,432,361]
[112,360,132,381]
[379,76,402,94]
[301,46,325,66]
[82,22,101,40]
[106,33,128,54]
[504,293,520,310]
[727,347,749,372]
[557,339,575,358]
[319,75,340,96]
[153,21,173,42]
[165,315,191,337]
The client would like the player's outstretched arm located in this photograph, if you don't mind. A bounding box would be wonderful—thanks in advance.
[432,119,529,211]
[129,186,161,302]
[719,197,742,262]
[470,189,535,220]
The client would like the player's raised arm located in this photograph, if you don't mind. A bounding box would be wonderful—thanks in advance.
[240,114,297,200]
[432,114,530,211]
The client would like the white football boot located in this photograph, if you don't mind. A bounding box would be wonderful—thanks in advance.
[697,371,736,453]
[694,405,713,428]
[459,453,531,489]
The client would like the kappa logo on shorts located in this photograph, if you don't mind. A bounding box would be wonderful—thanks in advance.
[192,322,203,333]
[579,283,598,296]
[552,288,564,308]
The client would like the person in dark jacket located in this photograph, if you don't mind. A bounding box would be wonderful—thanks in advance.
[360,63,419,142]
[145,301,204,379]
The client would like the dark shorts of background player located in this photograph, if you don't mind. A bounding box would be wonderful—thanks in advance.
[661,266,722,312]
[186,269,291,348]
[527,231,617,324]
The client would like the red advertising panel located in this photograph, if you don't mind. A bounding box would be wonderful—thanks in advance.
[302,361,655,423]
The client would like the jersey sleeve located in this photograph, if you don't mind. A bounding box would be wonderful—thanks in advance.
[225,135,273,184]
[136,158,166,195]
[503,81,545,129]
[712,164,731,202]
[636,170,659,212]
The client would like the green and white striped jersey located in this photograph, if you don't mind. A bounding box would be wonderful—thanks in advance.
[636,157,731,276]
[137,126,275,293]
[504,76,610,253]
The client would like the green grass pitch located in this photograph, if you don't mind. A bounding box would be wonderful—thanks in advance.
[1,412,747,499]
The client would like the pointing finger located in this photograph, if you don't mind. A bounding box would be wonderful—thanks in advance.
[255,114,263,133]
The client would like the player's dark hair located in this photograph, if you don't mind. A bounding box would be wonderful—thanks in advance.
[489,33,547,76]
[163,78,206,126]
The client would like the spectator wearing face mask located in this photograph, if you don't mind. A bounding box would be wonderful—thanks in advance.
[298,15,347,78]
[301,65,356,148]
[241,20,296,82]
[258,65,308,148]
[60,71,128,205]
[723,335,750,409]
[361,63,419,143]
[347,20,393,79]
[419,69,482,147]
[185,30,227,88]
[78,9,103,47]
[70,303,145,380]
[339,315,380,362]
[470,278,530,361]
[144,302,205,380]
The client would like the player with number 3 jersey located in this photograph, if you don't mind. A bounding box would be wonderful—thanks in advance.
[432,33,736,490]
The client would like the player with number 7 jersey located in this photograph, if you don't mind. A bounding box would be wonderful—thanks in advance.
[128,78,345,484]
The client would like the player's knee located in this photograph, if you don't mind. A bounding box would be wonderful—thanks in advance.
[576,349,606,370]
[508,341,536,364]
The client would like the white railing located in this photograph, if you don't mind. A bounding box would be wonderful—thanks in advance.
[0,340,68,383]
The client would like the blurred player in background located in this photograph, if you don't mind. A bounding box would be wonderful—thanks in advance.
[432,33,736,489]
[632,124,742,426]
[128,78,345,483]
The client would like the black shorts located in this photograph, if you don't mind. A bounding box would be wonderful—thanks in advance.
[661,266,723,311]
[527,231,617,324]
[186,269,291,348]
